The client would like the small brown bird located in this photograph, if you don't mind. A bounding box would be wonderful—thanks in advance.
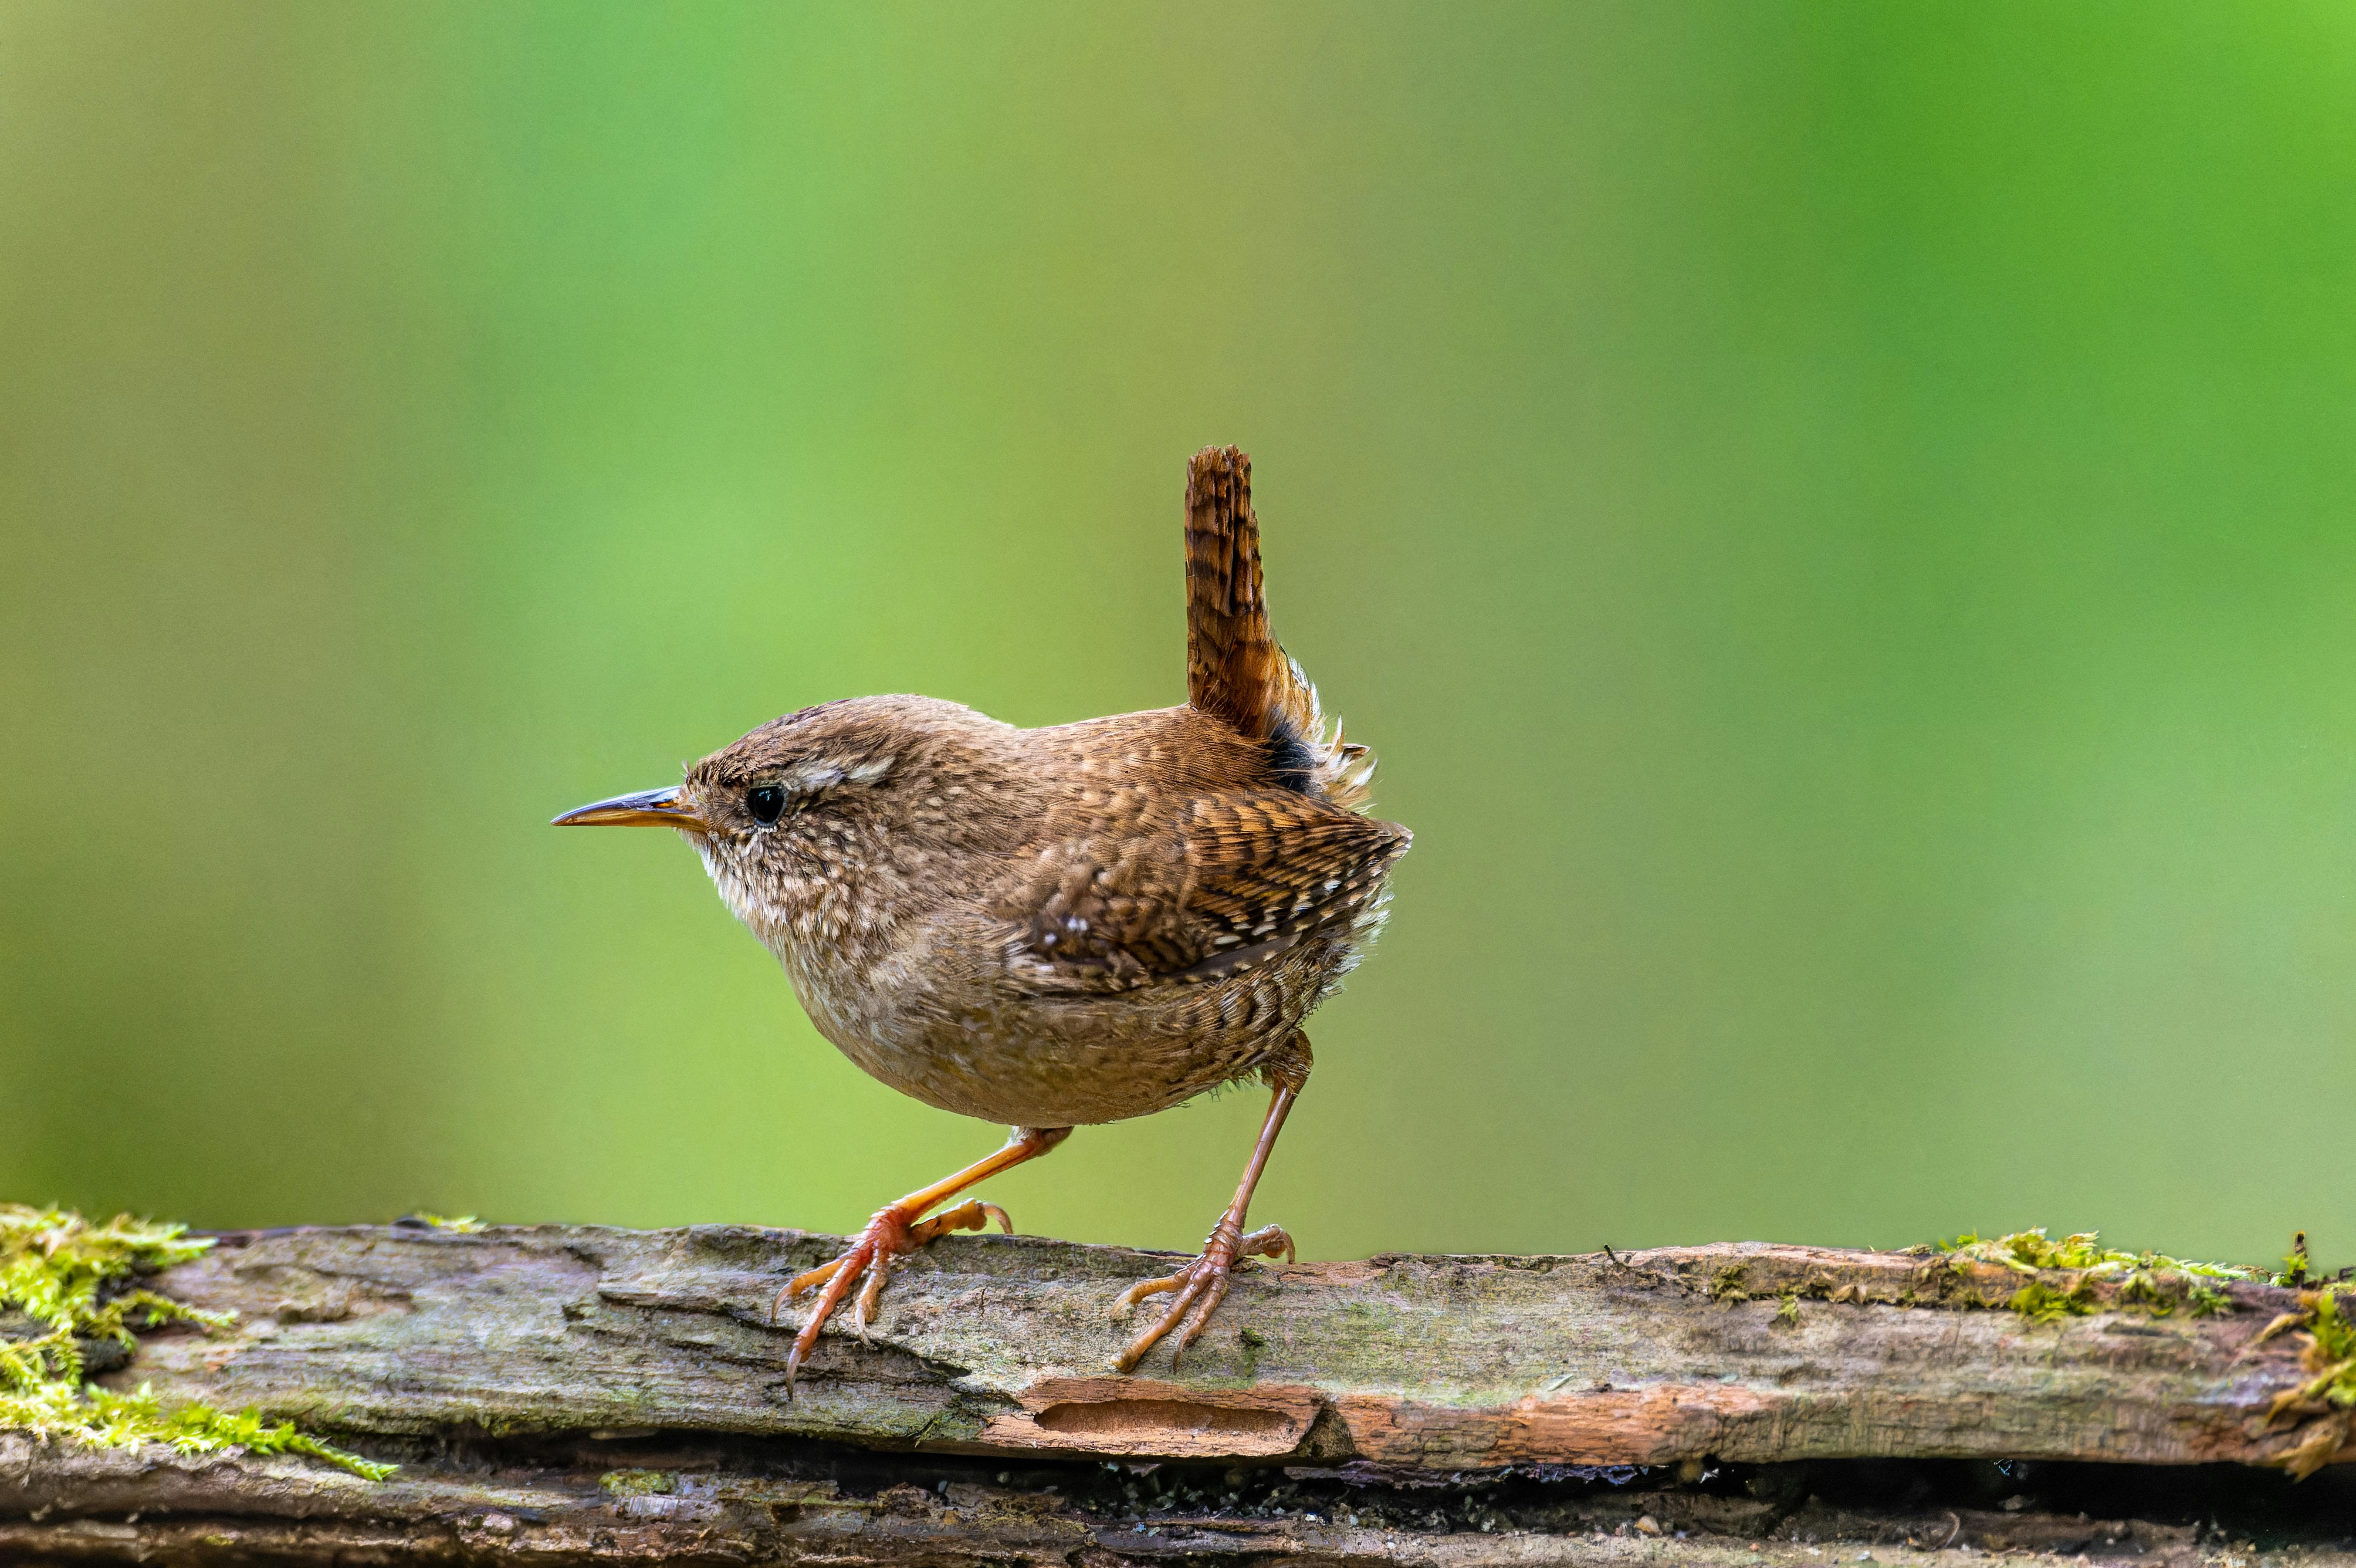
[556,447,1409,1385]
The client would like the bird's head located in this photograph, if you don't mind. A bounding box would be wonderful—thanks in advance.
[552,695,1004,951]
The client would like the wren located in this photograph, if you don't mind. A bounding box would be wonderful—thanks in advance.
[556,446,1410,1385]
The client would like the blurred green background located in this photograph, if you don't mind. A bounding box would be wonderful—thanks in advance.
[3,3,2350,1269]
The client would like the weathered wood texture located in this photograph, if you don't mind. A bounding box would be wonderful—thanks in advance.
[6,1223,2353,1565]
[110,1225,2354,1470]
[13,1430,2350,1568]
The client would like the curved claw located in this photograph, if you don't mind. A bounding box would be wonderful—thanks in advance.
[758,1128,1071,1398]
[779,1252,855,1310]
[785,1224,896,1386]
[909,1199,1012,1245]
[853,1254,890,1341]
[1112,1222,1294,1374]
[1114,1271,1182,1315]
[771,1197,1024,1396]
[1239,1223,1295,1265]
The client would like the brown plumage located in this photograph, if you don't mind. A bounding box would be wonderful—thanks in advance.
[556,446,1409,1384]
[1184,448,1371,799]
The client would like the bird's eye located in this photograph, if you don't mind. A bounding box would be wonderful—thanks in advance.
[746,785,785,825]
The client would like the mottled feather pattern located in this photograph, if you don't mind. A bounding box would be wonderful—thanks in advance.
[1001,789,1408,992]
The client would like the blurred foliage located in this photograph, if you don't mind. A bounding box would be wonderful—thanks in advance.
[2,3,2352,1265]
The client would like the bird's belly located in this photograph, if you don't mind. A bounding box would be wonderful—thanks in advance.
[855,1021,1225,1126]
[784,953,1319,1127]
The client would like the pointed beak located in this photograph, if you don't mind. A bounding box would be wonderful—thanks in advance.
[551,785,710,833]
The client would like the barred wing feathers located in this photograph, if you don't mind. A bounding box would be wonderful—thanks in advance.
[998,793,1409,994]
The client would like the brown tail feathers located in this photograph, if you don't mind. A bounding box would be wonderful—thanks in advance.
[1183,446,1377,812]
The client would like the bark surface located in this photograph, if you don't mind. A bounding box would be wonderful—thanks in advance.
[3,1223,2350,1565]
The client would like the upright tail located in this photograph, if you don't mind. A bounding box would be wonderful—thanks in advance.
[1184,446,1377,812]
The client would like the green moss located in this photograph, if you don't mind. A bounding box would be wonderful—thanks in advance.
[0,1204,227,1384]
[1,1204,394,1481]
[601,1468,676,1497]
[2006,1277,2096,1325]
[411,1213,485,1233]
[2255,1284,2356,1480]
[2295,1288,2355,1410]
[1938,1228,2282,1327]
[1707,1264,1750,1302]
[1942,1227,2259,1281]
[1773,1292,1800,1328]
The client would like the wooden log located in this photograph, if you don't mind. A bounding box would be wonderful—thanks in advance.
[11,1429,2350,1567]
[3,1223,2352,1564]
[111,1224,2356,1469]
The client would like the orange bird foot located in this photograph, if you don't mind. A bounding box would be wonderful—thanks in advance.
[1112,1217,1294,1372]
[773,1197,1009,1392]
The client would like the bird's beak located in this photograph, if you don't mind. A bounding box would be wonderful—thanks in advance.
[551,786,710,833]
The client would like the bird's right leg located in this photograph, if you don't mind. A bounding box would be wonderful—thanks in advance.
[774,1124,1070,1392]
[1112,1035,1310,1372]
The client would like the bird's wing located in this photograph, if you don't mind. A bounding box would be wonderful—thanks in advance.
[995,792,1411,994]
[1184,446,1376,810]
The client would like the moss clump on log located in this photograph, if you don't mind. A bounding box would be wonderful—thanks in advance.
[2253,1287,2356,1479]
[1943,1227,2267,1324]
[0,1206,393,1481]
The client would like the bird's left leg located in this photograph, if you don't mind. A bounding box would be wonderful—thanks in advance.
[775,1124,1070,1392]
[1113,1034,1310,1372]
